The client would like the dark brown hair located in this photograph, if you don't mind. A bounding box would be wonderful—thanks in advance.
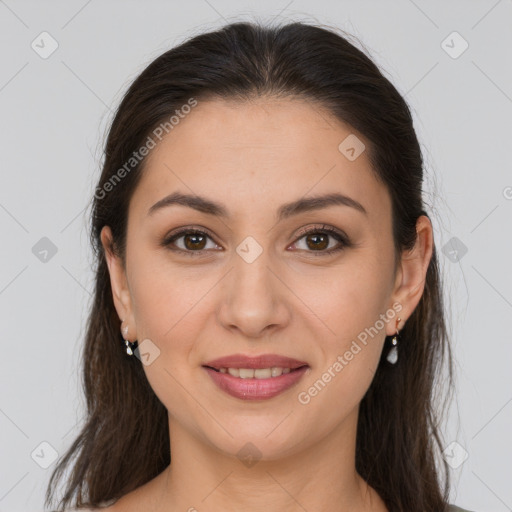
[45,20,454,512]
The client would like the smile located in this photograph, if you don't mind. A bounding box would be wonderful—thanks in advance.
[205,366,300,378]
[203,365,309,400]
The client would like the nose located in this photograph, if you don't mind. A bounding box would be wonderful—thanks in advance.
[216,244,291,339]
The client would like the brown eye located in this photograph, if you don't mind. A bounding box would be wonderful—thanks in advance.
[183,232,207,250]
[162,228,219,255]
[304,232,329,251]
[292,225,350,255]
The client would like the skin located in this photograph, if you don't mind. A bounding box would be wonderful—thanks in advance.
[100,97,433,512]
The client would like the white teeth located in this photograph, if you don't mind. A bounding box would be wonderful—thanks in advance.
[239,368,254,379]
[271,367,282,377]
[227,368,240,377]
[254,368,272,379]
[220,367,295,378]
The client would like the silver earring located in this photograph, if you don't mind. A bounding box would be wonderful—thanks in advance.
[121,322,137,356]
[124,338,137,356]
[386,317,401,364]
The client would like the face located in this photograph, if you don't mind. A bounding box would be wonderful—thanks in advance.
[102,97,432,461]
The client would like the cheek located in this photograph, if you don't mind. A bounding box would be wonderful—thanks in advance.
[293,337,381,449]
[293,258,390,345]
[129,258,209,417]
[293,260,390,404]
[128,252,221,386]
[128,250,211,341]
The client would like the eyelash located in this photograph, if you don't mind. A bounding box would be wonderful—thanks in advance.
[161,225,351,257]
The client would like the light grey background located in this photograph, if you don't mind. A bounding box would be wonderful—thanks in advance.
[0,1,511,511]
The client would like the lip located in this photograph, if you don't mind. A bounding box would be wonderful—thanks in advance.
[203,365,309,401]
[202,353,309,370]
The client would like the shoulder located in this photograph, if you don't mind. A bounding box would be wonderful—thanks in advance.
[448,505,476,512]
[64,508,113,512]
[64,509,105,512]
[64,501,118,512]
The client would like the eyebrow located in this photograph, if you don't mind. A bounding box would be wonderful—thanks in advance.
[147,191,367,220]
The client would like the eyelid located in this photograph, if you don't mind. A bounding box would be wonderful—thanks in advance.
[165,225,217,241]
[161,225,221,254]
[290,224,350,254]
[162,223,350,255]
[294,223,346,239]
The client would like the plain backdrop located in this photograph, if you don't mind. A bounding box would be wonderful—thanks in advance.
[0,1,511,511]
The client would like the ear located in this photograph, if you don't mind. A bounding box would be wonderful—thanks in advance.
[386,215,434,336]
[100,225,137,340]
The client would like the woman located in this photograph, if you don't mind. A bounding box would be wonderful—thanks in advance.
[45,21,474,512]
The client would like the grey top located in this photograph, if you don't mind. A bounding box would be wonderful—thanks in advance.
[448,506,474,512]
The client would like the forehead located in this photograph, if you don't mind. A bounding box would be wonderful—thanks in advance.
[129,97,391,225]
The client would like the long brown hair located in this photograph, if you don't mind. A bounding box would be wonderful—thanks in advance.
[45,20,454,512]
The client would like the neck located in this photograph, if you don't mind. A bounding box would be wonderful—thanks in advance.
[149,407,386,512]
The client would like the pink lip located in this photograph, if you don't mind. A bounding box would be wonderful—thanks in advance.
[202,353,310,401]
[203,366,309,401]
[202,353,309,370]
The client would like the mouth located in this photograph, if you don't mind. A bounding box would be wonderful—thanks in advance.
[202,365,309,379]
[201,354,310,400]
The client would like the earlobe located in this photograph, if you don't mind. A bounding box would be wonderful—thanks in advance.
[100,226,135,328]
[387,215,433,336]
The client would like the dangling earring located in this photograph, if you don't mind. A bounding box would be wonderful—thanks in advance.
[124,338,138,356]
[386,317,401,364]
[121,322,138,356]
